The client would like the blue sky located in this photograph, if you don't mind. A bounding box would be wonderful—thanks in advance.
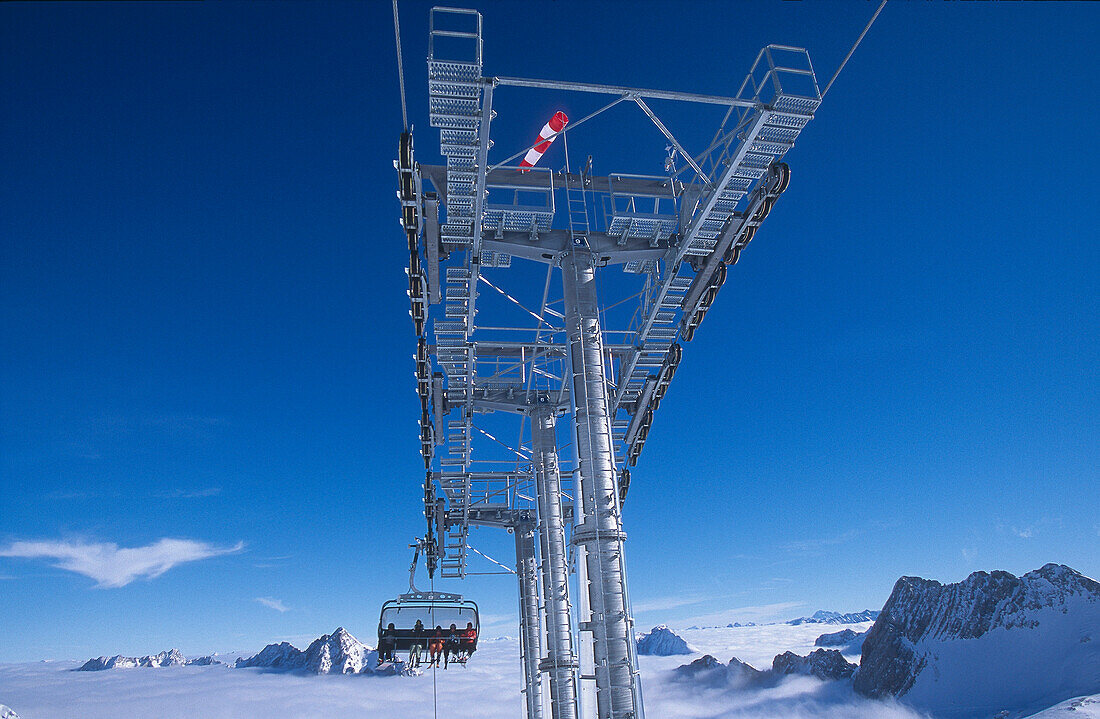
[1,1,1097,663]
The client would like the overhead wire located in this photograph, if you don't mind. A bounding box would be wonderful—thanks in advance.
[821,0,887,100]
[392,0,409,131]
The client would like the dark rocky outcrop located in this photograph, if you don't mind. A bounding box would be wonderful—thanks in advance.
[772,649,856,680]
[814,628,861,646]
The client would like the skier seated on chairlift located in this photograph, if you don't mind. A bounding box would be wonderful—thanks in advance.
[459,621,477,659]
[444,623,461,668]
[378,623,397,664]
[428,626,445,667]
[408,619,425,668]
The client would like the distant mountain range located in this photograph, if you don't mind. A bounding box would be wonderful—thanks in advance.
[77,649,219,671]
[675,647,857,686]
[74,627,400,676]
[682,610,877,631]
[787,609,880,626]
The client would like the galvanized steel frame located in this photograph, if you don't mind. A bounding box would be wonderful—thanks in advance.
[401,8,821,719]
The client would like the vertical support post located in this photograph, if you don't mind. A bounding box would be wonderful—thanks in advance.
[530,404,579,719]
[561,250,643,719]
[572,464,598,719]
[515,517,545,719]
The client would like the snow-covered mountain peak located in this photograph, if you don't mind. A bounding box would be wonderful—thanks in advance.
[141,649,186,668]
[303,627,371,675]
[636,625,692,656]
[854,562,1100,717]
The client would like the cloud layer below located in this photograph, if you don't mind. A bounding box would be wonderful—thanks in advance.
[0,538,243,588]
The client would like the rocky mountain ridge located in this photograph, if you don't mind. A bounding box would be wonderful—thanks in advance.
[77,649,202,671]
[235,627,408,676]
[788,609,880,626]
[854,563,1100,717]
[675,647,856,687]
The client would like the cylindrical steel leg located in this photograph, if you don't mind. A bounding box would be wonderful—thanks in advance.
[516,519,545,719]
[562,250,642,719]
[530,405,579,719]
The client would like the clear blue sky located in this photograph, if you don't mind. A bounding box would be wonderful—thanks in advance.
[1,1,1097,663]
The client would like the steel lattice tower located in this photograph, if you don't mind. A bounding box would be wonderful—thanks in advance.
[396,8,820,718]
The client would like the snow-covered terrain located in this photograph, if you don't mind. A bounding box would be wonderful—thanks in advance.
[855,563,1100,718]
[636,625,693,656]
[1023,695,1100,719]
[788,610,880,625]
[78,649,186,671]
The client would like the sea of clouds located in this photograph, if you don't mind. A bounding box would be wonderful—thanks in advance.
[0,625,937,719]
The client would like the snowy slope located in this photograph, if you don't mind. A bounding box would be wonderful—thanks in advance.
[234,642,305,670]
[855,563,1100,718]
[1023,695,1100,719]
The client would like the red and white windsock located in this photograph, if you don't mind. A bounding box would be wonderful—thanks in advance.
[518,111,569,172]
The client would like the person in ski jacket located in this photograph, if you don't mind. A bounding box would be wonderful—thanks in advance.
[378,623,397,664]
[460,621,477,658]
[428,626,444,667]
[443,623,460,668]
[408,619,425,667]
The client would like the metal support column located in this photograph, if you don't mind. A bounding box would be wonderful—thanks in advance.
[530,404,579,719]
[562,250,642,719]
[515,518,545,719]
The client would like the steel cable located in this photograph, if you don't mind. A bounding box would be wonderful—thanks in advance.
[392,0,409,130]
[822,0,887,100]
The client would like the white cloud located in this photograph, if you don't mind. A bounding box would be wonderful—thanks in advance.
[255,597,289,613]
[633,595,713,614]
[0,538,244,588]
[158,487,223,499]
[0,628,926,719]
[1013,526,1034,539]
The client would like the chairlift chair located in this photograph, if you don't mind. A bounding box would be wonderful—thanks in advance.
[378,539,480,660]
